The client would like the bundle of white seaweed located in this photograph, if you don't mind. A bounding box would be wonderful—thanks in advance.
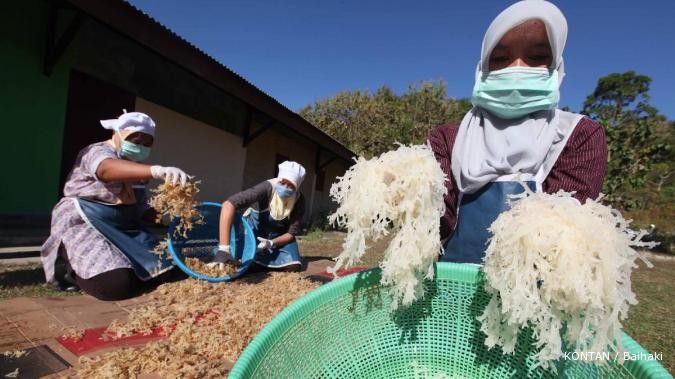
[328,144,447,309]
[478,188,655,369]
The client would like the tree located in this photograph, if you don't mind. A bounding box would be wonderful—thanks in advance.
[299,81,471,157]
[582,71,671,208]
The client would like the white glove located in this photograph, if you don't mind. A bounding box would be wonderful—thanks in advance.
[206,244,237,270]
[151,165,190,185]
[256,237,274,253]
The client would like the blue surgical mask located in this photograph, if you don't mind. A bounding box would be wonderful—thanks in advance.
[275,184,295,199]
[472,66,559,119]
[119,140,151,162]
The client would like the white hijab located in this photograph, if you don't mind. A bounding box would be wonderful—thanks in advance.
[451,0,582,194]
[267,178,298,221]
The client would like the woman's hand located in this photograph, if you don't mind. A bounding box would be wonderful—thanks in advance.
[256,237,274,253]
[150,166,190,185]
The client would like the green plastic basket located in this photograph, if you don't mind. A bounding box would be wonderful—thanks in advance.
[230,263,671,378]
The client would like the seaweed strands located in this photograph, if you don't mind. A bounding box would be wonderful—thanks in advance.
[1,350,28,359]
[151,239,171,260]
[149,181,202,269]
[60,327,85,341]
[184,257,237,277]
[328,144,447,310]
[478,189,655,370]
[149,181,204,239]
[76,273,318,378]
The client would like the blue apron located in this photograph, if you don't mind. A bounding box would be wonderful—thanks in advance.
[74,198,174,281]
[441,181,536,264]
[244,208,301,268]
[441,111,584,264]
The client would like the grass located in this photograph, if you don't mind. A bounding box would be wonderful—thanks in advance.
[0,262,79,300]
[299,228,326,243]
[623,257,675,373]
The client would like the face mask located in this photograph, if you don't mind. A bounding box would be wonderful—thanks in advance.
[119,140,151,162]
[116,131,151,162]
[275,183,295,199]
[472,66,559,119]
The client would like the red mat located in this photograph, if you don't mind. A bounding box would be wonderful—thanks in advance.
[316,266,368,278]
[56,326,166,355]
[56,310,219,356]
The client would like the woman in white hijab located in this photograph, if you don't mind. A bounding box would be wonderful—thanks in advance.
[428,0,607,264]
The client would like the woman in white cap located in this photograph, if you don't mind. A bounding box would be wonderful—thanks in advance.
[428,0,607,264]
[41,111,191,300]
[211,161,306,272]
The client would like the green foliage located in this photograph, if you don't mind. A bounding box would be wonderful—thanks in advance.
[582,71,672,209]
[302,227,325,242]
[299,81,472,157]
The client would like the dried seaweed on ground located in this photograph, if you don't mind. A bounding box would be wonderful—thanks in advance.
[77,273,318,378]
[184,257,237,277]
[479,189,655,369]
[61,327,85,341]
[149,181,204,239]
[1,350,28,359]
[151,239,170,259]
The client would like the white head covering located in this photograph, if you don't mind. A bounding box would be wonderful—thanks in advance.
[450,0,582,194]
[267,161,305,220]
[277,161,306,188]
[100,112,156,137]
[479,0,568,83]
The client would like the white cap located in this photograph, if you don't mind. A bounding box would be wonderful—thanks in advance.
[277,161,306,188]
[100,112,156,137]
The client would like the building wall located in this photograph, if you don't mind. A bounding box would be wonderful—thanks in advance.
[0,0,71,215]
[242,123,351,225]
[135,98,247,202]
[309,160,351,226]
[242,125,313,192]
[140,98,347,224]
[242,124,318,219]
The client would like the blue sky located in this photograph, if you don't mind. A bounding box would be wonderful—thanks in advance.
[128,0,675,119]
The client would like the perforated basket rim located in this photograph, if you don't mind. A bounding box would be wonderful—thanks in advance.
[167,202,256,282]
[229,262,672,379]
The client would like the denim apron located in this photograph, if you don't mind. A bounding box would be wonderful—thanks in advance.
[244,208,301,268]
[441,112,583,264]
[73,198,174,280]
[441,180,538,264]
